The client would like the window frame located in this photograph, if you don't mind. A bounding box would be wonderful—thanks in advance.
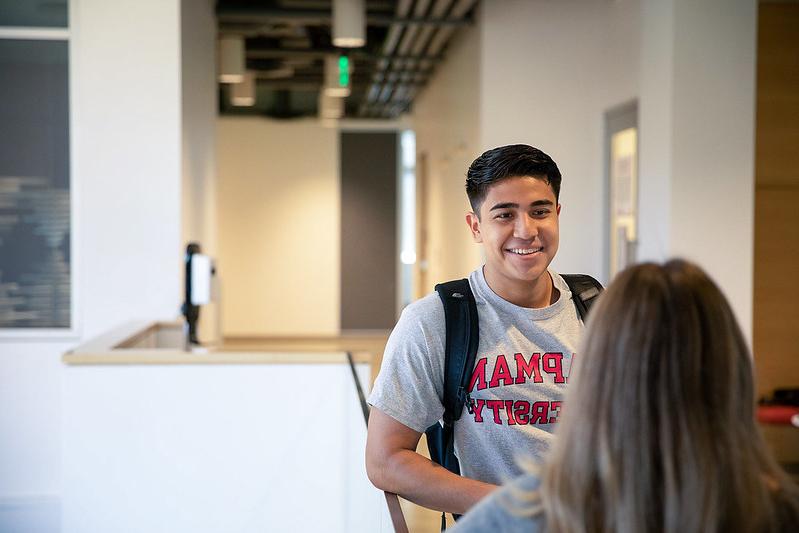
[0,8,79,339]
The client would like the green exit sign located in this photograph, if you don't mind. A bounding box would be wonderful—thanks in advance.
[338,55,349,87]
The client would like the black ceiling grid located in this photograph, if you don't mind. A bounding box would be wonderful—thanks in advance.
[216,0,479,119]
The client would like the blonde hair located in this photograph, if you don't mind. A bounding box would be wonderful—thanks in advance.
[536,260,798,533]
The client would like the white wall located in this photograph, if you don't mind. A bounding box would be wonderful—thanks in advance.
[0,1,192,529]
[412,26,484,291]
[0,342,66,530]
[636,0,673,263]
[62,362,391,533]
[412,0,640,287]
[181,0,219,342]
[669,0,757,342]
[0,1,762,528]
[181,0,217,255]
[216,117,340,336]
[638,0,757,341]
[479,0,641,281]
[420,0,756,344]
[75,0,183,339]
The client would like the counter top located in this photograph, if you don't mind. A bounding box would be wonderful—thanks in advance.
[63,321,388,368]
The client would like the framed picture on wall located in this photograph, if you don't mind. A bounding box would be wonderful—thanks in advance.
[605,101,639,281]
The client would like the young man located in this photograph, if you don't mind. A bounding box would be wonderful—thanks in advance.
[365,145,584,514]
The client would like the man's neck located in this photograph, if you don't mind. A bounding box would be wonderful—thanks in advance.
[483,267,558,309]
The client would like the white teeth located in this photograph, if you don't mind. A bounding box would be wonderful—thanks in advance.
[508,248,541,255]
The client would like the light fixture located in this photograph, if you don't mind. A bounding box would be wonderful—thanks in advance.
[318,92,344,120]
[332,0,366,48]
[324,54,350,97]
[218,36,245,83]
[230,71,256,106]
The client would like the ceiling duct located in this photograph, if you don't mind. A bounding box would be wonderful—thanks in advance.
[382,0,434,113]
[216,0,478,119]
[377,0,476,118]
[259,66,295,79]
[359,0,413,117]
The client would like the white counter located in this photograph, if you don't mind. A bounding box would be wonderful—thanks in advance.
[62,323,392,533]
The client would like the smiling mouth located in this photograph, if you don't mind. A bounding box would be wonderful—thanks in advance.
[506,247,543,256]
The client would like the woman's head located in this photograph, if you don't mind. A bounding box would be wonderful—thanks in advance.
[571,259,754,463]
[542,259,794,533]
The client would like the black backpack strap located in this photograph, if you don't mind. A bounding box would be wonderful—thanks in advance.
[429,279,479,530]
[561,274,603,321]
[435,279,480,427]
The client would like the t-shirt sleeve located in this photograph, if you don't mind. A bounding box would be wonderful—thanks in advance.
[368,294,446,433]
[447,473,544,533]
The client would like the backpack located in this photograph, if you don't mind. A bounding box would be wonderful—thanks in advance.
[424,274,603,529]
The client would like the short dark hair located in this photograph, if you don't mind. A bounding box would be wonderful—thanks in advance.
[465,144,562,214]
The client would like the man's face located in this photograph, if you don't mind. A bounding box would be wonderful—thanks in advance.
[466,176,561,294]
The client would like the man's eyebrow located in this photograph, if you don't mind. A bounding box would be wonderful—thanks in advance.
[489,202,518,211]
[488,199,554,211]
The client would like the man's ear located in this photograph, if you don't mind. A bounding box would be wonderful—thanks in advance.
[557,203,562,216]
[466,212,483,243]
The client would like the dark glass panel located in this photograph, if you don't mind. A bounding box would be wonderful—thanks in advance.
[0,1,68,28]
[0,39,70,328]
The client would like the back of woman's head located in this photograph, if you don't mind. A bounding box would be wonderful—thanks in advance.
[542,259,798,533]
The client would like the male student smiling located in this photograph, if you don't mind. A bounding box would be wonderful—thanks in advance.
[366,145,585,515]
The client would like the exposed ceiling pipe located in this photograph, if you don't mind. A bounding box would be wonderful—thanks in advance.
[217,0,480,119]
[412,0,453,57]
[380,0,452,116]
[251,80,404,90]
[360,0,413,116]
[257,66,295,79]
[368,0,428,116]
[247,48,442,61]
[219,10,465,27]
[410,0,453,74]
[425,0,475,58]
[378,0,430,113]
[394,0,433,71]
[392,0,476,117]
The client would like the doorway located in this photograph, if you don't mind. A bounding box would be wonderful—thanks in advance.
[339,131,398,331]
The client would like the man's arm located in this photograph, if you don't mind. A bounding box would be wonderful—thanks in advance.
[365,407,498,515]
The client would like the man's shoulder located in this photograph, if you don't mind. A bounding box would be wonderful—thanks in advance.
[399,273,482,326]
[399,289,445,323]
[392,272,482,342]
[382,290,446,355]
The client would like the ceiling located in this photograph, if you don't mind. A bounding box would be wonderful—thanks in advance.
[216,0,479,119]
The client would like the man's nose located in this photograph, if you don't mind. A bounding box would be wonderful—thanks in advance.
[514,215,537,239]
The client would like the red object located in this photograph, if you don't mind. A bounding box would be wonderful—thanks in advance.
[757,405,799,426]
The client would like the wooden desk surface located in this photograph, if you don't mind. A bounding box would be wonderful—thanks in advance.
[62,321,389,383]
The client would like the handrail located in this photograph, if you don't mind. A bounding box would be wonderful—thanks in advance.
[347,351,371,424]
[346,352,410,533]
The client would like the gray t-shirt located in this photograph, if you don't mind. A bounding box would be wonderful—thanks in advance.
[447,472,545,532]
[368,267,583,485]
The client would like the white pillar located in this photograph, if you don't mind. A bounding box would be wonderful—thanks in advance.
[638,0,757,343]
[74,0,183,338]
